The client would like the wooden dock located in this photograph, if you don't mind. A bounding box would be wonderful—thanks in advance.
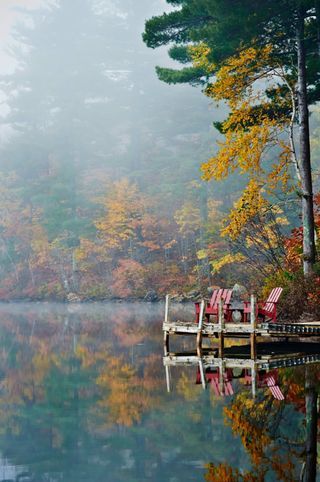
[163,295,320,358]
[163,319,320,338]
[164,350,320,371]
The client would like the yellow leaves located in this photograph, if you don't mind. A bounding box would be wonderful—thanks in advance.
[202,122,275,182]
[95,178,147,250]
[174,201,201,235]
[192,43,293,247]
[266,144,291,193]
[176,372,201,401]
[221,180,268,240]
[197,249,208,260]
[75,345,103,369]
[206,45,274,106]
[189,43,215,74]
[96,356,160,427]
[210,253,246,273]
[224,392,272,467]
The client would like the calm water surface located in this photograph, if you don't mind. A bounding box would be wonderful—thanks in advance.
[0,302,317,481]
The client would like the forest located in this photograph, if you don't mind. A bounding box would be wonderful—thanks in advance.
[0,0,319,321]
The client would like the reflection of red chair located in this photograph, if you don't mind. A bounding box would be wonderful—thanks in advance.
[196,368,234,396]
[244,287,283,323]
[243,369,284,400]
[196,366,284,400]
[266,375,285,400]
[195,288,233,323]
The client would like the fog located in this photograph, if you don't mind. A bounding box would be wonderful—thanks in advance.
[0,1,251,301]
[0,0,219,168]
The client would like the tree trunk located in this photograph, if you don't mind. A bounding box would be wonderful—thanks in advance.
[303,366,318,482]
[71,249,79,292]
[315,0,320,56]
[199,182,211,285]
[296,7,316,276]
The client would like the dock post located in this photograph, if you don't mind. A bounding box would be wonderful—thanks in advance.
[165,365,171,393]
[164,294,170,354]
[198,357,206,389]
[165,294,170,323]
[219,359,224,395]
[250,294,256,359]
[251,362,256,399]
[196,300,205,353]
[218,298,224,357]
[164,331,169,355]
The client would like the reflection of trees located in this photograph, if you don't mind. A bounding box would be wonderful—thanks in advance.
[2,305,318,481]
[0,307,241,481]
[0,308,177,480]
[302,366,318,482]
[204,365,320,481]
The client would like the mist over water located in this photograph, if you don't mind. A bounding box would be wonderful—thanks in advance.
[0,301,315,481]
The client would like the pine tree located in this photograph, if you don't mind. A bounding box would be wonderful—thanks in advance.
[144,0,320,275]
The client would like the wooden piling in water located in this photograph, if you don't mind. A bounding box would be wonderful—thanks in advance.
[251,362,256,399]
[196,300,205,353]
[165,365,171,393]
[219,359,224,395]
[198,357,206,389]
[165,294,170,323]
[164,294,170,354]
[250,295,256,359]
[218,299,224,357]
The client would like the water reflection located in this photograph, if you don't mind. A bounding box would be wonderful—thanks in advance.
[0,303,317,481]
[165,341,320,481]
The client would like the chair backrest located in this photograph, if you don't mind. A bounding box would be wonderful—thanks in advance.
[263,287,283,313]
[209,288,233,308]
[266,375,285,400]
[208,289,219,307]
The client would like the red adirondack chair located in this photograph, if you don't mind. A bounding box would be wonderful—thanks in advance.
[194,288,233,323]
[258,287,283,322]
[244,287,283,323]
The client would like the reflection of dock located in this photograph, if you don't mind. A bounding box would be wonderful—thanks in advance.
[163,342,320,398]
[164,350,320,371]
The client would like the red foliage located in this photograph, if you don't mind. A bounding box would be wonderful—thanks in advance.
[111,259,148,298]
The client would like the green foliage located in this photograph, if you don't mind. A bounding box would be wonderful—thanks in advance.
[168,45,192,63]
[156,65,206,85]
[144,0,320,106]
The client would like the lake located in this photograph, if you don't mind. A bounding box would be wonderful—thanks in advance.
[0,302,317,481]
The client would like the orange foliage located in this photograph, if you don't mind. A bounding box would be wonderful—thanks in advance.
[96,355,161,427]
[224,396,272,466]
[205,463,263,482]
[111,259,148,298]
